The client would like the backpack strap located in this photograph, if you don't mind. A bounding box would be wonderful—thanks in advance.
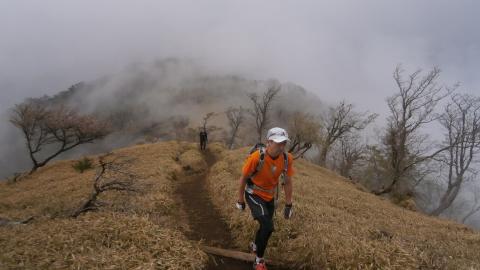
[246,148,273,194]
[246,149,290,195]
[281,152,288,185]
[247,147,265,180]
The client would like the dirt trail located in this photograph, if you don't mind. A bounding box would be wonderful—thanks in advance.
[176,148,288,270]
[177,149,251,269]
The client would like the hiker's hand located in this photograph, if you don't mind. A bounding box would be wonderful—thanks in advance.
[284,203,293,219]
[236,201,246,211]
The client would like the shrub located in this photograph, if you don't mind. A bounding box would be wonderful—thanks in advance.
[72,157,93,173]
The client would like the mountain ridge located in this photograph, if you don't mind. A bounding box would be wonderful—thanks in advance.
[2,141,478,269]
[0,59,324,179]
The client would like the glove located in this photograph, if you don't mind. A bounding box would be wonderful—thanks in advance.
[284,203,293,219]
[236,201,246,211]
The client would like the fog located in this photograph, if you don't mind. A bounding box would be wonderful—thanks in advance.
[1,1,480,226]
[0,58,324,178]
[2,1,479,112]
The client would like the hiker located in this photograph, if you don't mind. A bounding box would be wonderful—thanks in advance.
[199,129,208,150]
[236,127,294,270]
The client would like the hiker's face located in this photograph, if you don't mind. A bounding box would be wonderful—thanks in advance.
[267,140,287,156]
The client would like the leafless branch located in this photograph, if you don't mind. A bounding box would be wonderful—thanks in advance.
[0,216,34,226]
[430,94,480,215]
[248,81,281,142]
[318,100,377,166]
[71,154,139,218]
[202,112,215,131]
[10,101,110,174]
[225,106,246,149]
[375,65,455,196]
[287,111,321,158]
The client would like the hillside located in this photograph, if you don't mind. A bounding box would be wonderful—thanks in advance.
[0,59,325,179]
[1,141,480,269]
[207,145,480,269]
[0,142,209,269]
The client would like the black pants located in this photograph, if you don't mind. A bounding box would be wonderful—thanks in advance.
[200,140,207,150]
[245,191,275,258]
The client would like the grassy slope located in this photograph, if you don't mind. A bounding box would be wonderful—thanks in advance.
[2,141,479,269]
[0,141,207,270]
[206,144,480,270]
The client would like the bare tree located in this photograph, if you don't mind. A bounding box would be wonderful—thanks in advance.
[71,154,137,218]
[248,82,281,142]
[430,94,480,216]
[357,145,390,191]
[202,112,215,131]
[226,106,246,149]
[10,102,110,174]
[318,100,377,166]
[461,184,480,223]
[288,111,321,159]
[374,65,455,196]
[336,134,367,178]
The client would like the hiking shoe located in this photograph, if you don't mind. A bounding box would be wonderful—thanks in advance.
[253,259,267,270]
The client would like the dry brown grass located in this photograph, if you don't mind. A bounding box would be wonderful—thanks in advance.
[206,144,480,270]
[3,141,480,269]
[0,212,205,270]
[0,141,208,270]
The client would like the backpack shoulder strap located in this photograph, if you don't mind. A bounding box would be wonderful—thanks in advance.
[281,152,289,185]
[257,147,266,172]
[283,152,288,172]
[248,147,265,180]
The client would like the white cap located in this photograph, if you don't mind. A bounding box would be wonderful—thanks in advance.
[266,127,290,143]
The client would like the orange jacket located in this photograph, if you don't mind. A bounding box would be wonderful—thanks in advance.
[242,150,294,201]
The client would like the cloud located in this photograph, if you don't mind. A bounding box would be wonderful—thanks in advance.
[2,1,479,112]
[0,58,323,179]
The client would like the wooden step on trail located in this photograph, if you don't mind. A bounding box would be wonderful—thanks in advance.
[200,245,281,266]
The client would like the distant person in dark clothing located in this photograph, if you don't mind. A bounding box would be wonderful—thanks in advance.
[199,129,208,150]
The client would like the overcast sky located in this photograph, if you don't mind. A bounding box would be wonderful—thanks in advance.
[1,0,479,116]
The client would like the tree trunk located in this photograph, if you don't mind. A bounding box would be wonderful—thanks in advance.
[228,127,239,149]
[430,184,461,216]
[71,191,99,218]
[319,146,328,166]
